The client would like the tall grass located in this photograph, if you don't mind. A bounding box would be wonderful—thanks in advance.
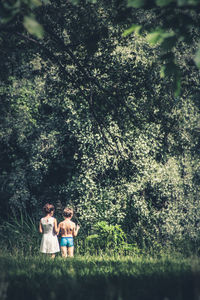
[0,214,200,300]
[0,214,141,257]
[0,212,40,255]
[0,213,199,258]
[0,253,199,300]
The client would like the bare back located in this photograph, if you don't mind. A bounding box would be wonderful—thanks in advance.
[59,220,75,237]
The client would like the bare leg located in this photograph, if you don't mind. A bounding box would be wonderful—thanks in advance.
[50,254,55,259]
[67,246,74,257]
[61,246,67,258]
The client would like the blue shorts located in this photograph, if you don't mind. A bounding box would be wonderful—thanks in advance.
[60,237,74,247]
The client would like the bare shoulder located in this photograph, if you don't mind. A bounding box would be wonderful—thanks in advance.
[58,220,64,226]
[70,220,76,227]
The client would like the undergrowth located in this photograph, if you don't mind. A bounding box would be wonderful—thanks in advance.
[0,213,199,258]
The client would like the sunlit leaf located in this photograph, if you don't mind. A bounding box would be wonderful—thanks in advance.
[30,0,42,7]
[160,65,166,78]
[23,15,44,39]
[174,76,181,97]
[146,30,175,45]
[194,46,200,68]
[146,31,163,45]
[3,0,21,10]
[156,0,174,6]
[177,0,188,5]
[122,24,142,37]
[87,0,97,3]
[127,0,146,8]
[160,62,181,96]
[70,0,80,5]
[177,0,199,5]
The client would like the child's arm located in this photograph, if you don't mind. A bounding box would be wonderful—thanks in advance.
[39,220,43,234]
[56,222,61,235]
[54,218,58,234]
[73,224,80,237]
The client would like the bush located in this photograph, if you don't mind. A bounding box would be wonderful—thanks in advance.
[85,221,139,255]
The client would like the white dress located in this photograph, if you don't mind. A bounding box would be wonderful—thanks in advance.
[40,217,60,254]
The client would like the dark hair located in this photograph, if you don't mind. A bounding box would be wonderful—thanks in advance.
[63,207,73,218]
[43,203,55,214]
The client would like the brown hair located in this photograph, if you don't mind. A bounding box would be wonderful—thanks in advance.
[43,203,55,214]
[63,207,73,218]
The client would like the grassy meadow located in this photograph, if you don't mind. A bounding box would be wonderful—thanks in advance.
[0,252,200,300]
[0,215,200,300]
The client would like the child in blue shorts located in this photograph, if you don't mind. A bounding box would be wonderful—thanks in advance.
[57,207,80,257]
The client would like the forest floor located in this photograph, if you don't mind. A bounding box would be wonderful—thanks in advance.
[0,253,199,300]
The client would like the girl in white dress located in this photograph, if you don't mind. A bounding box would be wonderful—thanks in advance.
[39,203,60,258]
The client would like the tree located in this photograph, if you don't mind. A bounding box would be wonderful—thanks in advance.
[67,0,200,95]
[0,0,199,251]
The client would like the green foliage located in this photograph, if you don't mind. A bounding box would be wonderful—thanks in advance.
[0,254,199,300]
[0,0,199,256]
[146,30,175,45]
[121,0,200,95]
[127,0,200,7]
[156,0,174,6]
[122,24,142,36]
[0,212,40,255]
[127,0,146,8]
[2,0,200,94]
[194,46,200,68]
[85,221,127,252]
[23,15,44,39]
[0,0,47,38]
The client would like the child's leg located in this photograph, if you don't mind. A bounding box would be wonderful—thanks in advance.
[50,254,55,259]
[61,246,67,258]
[67,246,74,257]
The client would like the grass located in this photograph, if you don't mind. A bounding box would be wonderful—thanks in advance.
[0,215,200,299]
[0,252,200,300]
